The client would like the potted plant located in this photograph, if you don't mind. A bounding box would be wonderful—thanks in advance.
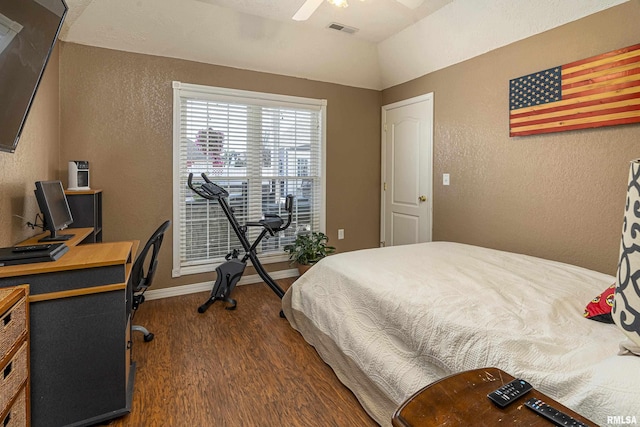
[284,231,336,275]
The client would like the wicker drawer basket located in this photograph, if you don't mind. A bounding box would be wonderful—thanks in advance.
[0,296,27,361]
[0,341,28,415]
[1,387,26,427]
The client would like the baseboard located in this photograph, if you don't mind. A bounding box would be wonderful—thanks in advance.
[143,268,299,301]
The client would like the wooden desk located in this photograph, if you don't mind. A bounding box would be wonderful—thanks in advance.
[0,232,137,427]
[392,367,596,427]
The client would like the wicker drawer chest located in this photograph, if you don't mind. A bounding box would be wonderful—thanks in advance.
[0,286,29,427]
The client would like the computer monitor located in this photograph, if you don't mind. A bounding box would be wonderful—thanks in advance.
[34,180,74,242]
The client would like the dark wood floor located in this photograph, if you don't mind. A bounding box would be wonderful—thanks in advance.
[103,279,377,426]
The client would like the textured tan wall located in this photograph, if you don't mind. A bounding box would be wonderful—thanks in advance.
[0,46,61,247]
[382,1,640,275]
[58,44,381,289]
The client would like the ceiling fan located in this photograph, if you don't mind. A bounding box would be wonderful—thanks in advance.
[293,0,425,21]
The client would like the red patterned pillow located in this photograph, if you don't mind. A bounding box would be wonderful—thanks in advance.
[584,284,615,323]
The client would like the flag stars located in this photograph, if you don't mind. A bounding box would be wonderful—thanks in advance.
[509,66,561,110]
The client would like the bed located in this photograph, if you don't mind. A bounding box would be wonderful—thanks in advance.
[282,241,640,426]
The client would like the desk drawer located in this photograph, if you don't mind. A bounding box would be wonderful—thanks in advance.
[0,341,28,415]
[1,386,26,427]
[1,296,27,360]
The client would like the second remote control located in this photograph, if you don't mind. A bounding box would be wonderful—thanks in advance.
[487,378,533,407]
[524,398,589,426]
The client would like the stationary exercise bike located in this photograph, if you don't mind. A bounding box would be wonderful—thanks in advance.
[187,173,294,316]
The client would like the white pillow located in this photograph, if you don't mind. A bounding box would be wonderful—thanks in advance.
[612,158,640,352]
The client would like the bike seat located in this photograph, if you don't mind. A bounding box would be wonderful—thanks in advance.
[246,216,284,233]
[261,217,284,230]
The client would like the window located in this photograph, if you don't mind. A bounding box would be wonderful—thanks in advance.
[172,82,326,277]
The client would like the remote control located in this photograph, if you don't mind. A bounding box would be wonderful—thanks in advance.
[487,378,533,408]
[524,398,589,426]
[12,244,52,253]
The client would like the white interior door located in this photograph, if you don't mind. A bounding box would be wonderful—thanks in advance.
[381,93,433,247]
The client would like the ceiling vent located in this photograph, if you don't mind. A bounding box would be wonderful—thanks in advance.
[327,22,359,34]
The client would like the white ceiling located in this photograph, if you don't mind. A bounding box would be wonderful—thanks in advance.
[193,0,454,43]
[59,0,629,90]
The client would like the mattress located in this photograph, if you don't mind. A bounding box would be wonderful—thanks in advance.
[282,242,640,426]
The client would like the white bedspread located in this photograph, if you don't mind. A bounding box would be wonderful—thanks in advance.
[283,242,640,426]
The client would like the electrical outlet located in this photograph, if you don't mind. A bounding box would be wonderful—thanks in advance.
[338,229,345,240]
[443,173,450,186]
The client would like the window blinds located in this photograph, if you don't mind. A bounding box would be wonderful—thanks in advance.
[172,82,326,277]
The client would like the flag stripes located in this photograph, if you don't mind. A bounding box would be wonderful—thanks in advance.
[509,43,640,136]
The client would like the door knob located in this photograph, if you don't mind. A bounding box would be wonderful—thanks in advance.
[418,195,427,202]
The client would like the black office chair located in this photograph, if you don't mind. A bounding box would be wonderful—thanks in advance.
[131,220,171,342]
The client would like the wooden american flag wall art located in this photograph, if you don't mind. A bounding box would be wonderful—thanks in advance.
[509,43,640,137]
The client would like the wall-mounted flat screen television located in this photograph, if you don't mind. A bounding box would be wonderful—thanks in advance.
[0,0,67,153]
